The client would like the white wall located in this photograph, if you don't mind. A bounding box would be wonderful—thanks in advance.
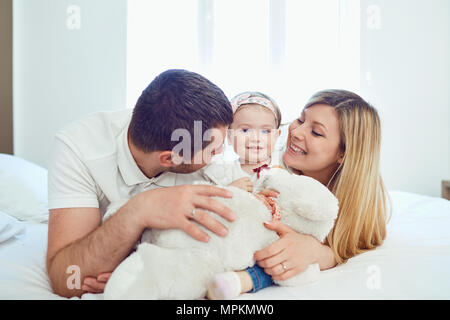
[13,0,449,197]
[13,0,127,168]
[360,0,450,197]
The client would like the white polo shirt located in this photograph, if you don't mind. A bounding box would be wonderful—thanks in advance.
[48,109,206,218]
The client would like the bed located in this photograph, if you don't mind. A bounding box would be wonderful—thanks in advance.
[1,153,450,300]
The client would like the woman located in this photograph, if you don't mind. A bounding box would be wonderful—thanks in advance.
[207,89,391,298]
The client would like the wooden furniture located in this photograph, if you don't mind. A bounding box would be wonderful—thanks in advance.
[0,0,13,154]
[442,180,450,200]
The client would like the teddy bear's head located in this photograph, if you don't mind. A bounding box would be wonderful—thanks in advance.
[260,168,339,242]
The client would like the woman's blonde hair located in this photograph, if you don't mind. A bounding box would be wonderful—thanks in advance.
[304,89,391,264]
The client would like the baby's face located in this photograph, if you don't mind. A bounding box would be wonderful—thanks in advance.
[228,104,280,164]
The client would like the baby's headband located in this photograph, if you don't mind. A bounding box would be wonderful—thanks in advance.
[230,93,279,123]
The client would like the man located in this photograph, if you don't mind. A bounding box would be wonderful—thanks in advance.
[46,69,236,298]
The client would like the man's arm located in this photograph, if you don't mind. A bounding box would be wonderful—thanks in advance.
[46,184,235,298]
[46,201,144,298]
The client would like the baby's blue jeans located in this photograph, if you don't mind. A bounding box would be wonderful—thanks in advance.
[245,264,274,292]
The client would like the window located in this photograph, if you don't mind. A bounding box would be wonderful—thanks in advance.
[127,0,360,123]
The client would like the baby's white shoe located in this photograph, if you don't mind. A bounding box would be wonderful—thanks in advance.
[206,272,241,300]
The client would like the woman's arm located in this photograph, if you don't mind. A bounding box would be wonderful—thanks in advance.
[314,238,337,271]
[254,221,336,281]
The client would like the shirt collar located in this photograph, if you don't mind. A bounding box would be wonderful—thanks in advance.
[116,120,176,187]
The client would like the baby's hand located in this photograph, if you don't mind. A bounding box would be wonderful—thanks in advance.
[228,177,253,192]
[255,189,280,211]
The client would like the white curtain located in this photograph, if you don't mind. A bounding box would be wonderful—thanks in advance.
[127,0,360,123]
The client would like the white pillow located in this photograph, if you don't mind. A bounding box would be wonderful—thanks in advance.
[0,154,49,223]
[0,210,25,243]
[0,153,48,203]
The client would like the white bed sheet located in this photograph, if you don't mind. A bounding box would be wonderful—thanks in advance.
[0,222,101,300]
[241,193,450,300]
[1,190,449,300]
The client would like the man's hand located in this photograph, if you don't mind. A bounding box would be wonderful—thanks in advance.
[228,177,253,192]
[82,272,112,293]
[134,184,236,242]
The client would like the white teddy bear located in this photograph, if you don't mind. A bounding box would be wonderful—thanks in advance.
[103,168,338,299]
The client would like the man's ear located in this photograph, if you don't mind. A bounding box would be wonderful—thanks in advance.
[158,151,176,168]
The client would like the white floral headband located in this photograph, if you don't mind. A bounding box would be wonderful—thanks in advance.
[230,93,279,123]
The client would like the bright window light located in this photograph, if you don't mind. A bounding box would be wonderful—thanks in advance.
[127,0,360,123]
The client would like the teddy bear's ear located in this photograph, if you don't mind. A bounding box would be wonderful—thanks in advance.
[266,173,339,222]
[285,176,339,222]
[288,194,339,222]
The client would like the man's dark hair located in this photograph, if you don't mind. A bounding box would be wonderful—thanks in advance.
[129,69,233,155]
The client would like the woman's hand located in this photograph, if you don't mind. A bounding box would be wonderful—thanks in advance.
[254,221,326,281]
